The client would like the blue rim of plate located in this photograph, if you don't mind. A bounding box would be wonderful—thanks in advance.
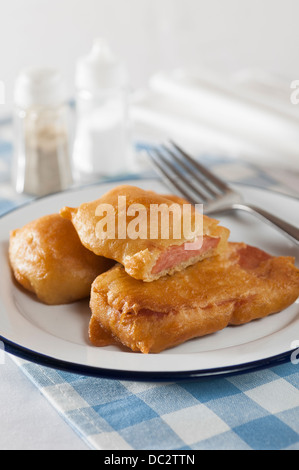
[0,176,298,381]
[1,335,296,382]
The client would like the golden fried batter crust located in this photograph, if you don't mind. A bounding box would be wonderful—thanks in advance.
[9,214,114,305]
[60,185,229,281]
[89,243,299,353]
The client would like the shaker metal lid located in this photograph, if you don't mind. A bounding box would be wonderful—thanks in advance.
[14,67,67,108]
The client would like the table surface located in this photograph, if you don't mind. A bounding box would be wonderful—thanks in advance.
[0,354,89,450]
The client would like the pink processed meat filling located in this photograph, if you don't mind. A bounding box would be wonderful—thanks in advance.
[152,236,220,275]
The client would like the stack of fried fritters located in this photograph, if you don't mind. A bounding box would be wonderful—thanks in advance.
[9,185,299,353]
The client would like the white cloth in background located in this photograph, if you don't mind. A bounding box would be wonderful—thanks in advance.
[131,68,299,173]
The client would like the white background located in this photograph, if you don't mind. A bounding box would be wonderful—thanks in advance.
[1,0,299,107]
[1,0,299,450]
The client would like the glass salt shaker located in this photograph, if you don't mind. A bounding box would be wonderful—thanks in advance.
[13,67,73,197]
[72,38,132,182]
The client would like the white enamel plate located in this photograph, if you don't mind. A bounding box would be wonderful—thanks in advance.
[0,178,299,380]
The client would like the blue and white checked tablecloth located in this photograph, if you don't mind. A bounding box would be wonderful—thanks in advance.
[0,119,299,451]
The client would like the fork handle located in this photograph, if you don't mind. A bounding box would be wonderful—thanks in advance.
[232,203,299,245]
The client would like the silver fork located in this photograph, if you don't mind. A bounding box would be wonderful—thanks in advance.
[147,141,299,245]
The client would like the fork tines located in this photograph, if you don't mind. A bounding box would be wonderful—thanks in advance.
[148,141,230,205]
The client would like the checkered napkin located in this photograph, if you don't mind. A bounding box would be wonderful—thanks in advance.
[12,358,299,450]
[1,124,299,450]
